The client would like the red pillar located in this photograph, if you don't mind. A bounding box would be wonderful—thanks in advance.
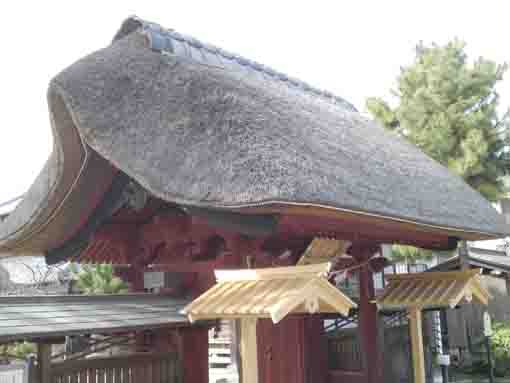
[303,316,328,383]
[179,326,209,383]
[257,318,306,383]
[256,316,327,383]
[352,243,383,383]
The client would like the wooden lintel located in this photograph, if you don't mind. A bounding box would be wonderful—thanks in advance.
[254,207,472,246]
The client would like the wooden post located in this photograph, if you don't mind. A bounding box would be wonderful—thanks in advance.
[231,320,243,382]
[27,355,36,383]
[37,343,52,383]
[409,307,425,383]
[485,336,495,383]
[353,242,383,383]
[179,326,209,383]
[240,318,259,383]
[439,309,450,383]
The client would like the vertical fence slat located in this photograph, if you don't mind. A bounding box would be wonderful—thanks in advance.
[113,368,120,383]
[169,357,175,383]
[137,366,144,383]
[146,363,153,383]
[160,361,167,383]
[88,369,96,383]
[105,369,112,383]
[79,370,87,383]
[121,368,128,383]
[169,358,175,383]
[151,362,160,383]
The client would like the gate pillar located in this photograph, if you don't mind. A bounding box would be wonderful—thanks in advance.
[179,326,209,383]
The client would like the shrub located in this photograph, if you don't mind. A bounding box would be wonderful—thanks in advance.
[0,342,36,361]
[491,321,510,376]
[72,264,128,294]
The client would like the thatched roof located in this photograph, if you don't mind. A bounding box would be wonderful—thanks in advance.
[0,17,508,254]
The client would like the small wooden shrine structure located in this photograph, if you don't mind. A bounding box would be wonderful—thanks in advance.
[377,269,490,383]
[184,263,355,383]
[0,16,508,383]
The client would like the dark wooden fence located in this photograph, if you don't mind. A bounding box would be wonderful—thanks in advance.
[327,321,434,383]
[49,353,180,383]
[327,328,362,372]
[446,276,510,350]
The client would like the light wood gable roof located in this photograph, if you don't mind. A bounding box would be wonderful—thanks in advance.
[297,238,350,265]
[377,269,490,311]
[183,263,356,324]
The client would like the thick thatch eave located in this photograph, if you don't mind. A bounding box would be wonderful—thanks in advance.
[0,17,508,255]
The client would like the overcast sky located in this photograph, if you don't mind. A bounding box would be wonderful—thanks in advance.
[0,0,509,207]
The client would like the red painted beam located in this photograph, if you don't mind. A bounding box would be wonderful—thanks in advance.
[277,214,454,250]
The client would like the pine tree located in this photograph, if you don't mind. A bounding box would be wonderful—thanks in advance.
[72,264,128,294]
[367,39,509,201]
[367,40,510,263]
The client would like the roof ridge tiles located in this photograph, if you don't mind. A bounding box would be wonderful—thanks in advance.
[119,17,357,112]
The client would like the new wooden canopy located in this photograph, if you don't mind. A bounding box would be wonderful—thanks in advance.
[377,269,490,383]
[183,263,355,383]
[183,263,356,324]
[377,269,490,311]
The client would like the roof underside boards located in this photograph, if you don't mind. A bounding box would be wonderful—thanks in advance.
[377,269,490,312]
[183,263,356,324]
[0,294,190,343]
[0,17,508,256]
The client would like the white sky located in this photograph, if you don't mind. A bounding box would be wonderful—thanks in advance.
[1,0,509,205]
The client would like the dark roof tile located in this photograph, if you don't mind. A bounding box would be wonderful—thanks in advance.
[0,294,190,342]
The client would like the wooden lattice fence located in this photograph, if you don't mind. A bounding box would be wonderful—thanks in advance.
[33,353,180,383]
